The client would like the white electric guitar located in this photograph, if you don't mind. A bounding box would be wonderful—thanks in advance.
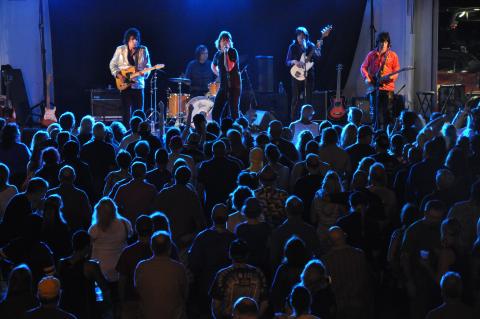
[290,25,333,81]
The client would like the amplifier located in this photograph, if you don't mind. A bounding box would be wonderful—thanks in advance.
[90,89,122,123]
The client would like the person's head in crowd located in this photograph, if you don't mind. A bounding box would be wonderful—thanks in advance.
[305,153,322,175]
[172,158,188,174]
[47,123,61,137]
[229,239,249,263]
[59,112,76,132]
[357,125,373,145]
[232,297,259,319]
[357,156,376,172]
[424,200,447,225]
[432,136,448,161]
[0,162,11,188]
[212,140,226,157]
[79,115,95,135]
[300,259,331,292]
[115,150,132,172]
[369,162,387,187]
[268,120,283,140]
[350,169,368,190]
[134,140,150,159]
[332,125,342,139]
[283,236,309,267]
[300,104,315,121]
[415,131,428,150]
[320,127,338,147]
[92,197,121,232]
[254,132,270,150]
[138,121,152,138]
[1,123,20,148]
[340,123,357,149]
[110,121,127,143]
[131,161,147,180]
[407,146,423,165]
[220,118,234,136]
[49,128,61,142]
[470,180,480,204]
[236,171,259,190]
[56,131,71,152]
[227,129,243,147]
[445,147,468,177]
[258,164,277,186]
[61,140,80,161]
[150,230,172,257]
[285,195,304,219]
[174,165,191,185]
[186,132,201,149]
[5,264,34,301]
[154,148,169,169]
[135,214,153,240]
[440,271,463,302]
[231,122,243,135]
[441,218,461,250]
[242,197,262,221]
[441,123,457,150]
[328,226,347,247]
[390,134,404,158]
[349,191,369,213]
[26,177,49,209]
[132,109,146,121]
[211,203,229,228]
[37,276,62,307]
[71,230,92,258]
[321,170,343,195]
[297,130,314,158]
[289,284,312,316]
[93,122,106,141]
[206,120,221,137]
[165,127,181,152]
[236,117,249,131]
[150,211,171,233]
[58,165,76,185]
[281,127,294,142]
[30,130,49,152]
[43,194,66,226]
[400,203,422,229]
[319,120,332,135]
[168,135,183,154]
[264,143,281,165]
[105,125,115,145]
[192,113,207,133]
[128,116,143,135]
[435,169,455,191]
[348,107,363,126]
[221,137,232,155]
[248,147,264,173]
[374,131,389,153]
[305,139,319,156]
[231,185,254,212]
[400,110,417,128]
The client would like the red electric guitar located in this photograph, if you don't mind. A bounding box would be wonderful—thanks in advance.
[328,64,346,120]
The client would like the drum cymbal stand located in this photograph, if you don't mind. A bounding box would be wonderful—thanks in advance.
[146,70,162,135]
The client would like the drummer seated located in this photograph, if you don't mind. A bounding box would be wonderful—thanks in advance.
[185,44,216,97]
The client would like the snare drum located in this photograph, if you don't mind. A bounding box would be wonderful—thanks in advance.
[187,96,214,127]
[208,82,219,97]
[167,94,190,118]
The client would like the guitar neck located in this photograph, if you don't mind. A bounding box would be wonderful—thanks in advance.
[336,68,342,99]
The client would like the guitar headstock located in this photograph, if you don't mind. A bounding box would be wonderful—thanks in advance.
[321,25,333,39]
[153,64,165,70]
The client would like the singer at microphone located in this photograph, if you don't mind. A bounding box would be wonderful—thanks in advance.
[211,31,242,122]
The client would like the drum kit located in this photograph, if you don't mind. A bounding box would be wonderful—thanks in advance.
[166,77,218,126]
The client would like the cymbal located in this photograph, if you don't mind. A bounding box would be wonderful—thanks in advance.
[169,77,191,84]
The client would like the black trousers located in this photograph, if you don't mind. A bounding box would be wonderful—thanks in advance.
[290,75,314,120]
[369,90,394,130]
[212,86,241,123]
[120,88,144,124]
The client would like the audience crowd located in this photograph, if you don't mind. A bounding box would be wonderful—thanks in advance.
[0,102,480,319]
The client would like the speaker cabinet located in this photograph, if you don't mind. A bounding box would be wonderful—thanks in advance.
[90,89,122,123]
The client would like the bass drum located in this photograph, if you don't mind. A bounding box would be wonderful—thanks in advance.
[187,96,214,127]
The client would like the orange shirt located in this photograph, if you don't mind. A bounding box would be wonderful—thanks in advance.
[360,49,400,92]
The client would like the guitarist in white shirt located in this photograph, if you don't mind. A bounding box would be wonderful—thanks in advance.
[286,27,324,121]
[109,28,151,124]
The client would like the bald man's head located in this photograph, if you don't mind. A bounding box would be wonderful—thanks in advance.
[328,226,347,246]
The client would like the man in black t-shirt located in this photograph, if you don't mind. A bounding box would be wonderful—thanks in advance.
[211,31,242,122]
[185,44,216,97]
